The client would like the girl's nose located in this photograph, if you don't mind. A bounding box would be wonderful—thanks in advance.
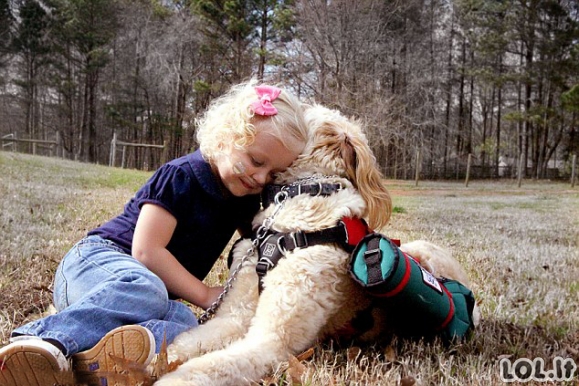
[251,168,270,186]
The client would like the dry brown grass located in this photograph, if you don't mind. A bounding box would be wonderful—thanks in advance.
[1,152,578,385]
[0,152,150,341]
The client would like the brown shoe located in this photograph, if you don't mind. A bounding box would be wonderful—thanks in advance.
[0,337,73,386]
[72,325,155,385]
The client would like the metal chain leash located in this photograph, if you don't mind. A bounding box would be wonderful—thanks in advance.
[198,175,341,324]
[198,189,289,324]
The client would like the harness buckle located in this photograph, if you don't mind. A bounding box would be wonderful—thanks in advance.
[256,257,276,276]
[285,231,308,251]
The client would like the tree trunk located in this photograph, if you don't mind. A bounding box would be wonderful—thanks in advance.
[87,69,99,163]
[257,2,268,82]
[456,36,466,156]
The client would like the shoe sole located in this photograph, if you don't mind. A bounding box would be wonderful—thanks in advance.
[0,344,73,386]
[72,325,155,385]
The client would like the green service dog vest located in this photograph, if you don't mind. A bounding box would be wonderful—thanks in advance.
[349,233,476,342]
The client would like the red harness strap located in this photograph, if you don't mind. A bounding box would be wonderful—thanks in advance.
[340,216,370,247]
[341,216,401,247]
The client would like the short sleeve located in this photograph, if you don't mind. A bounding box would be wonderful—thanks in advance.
[136,164,193,219]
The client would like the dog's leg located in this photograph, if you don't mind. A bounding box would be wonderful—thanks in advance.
[156,246,354,386]
[317,276,372,339]
[167,240,259,362]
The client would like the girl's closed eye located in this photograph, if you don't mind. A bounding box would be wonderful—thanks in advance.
[250,156,264,167]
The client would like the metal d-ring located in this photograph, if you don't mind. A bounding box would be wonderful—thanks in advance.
[314,181,323,196]
[276,235,287,256]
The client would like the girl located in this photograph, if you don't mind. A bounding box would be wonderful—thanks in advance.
[0,81,308,386]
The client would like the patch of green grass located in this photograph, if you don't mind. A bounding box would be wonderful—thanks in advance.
[489,202,507,210]
[392,206,406,214]
[1,152,151,191]
[75,167,150,190]
[570,281,579,295]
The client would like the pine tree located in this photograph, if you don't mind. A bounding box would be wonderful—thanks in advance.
[0,0,14,73]
[52,0,120,162]
[11,0,51,138]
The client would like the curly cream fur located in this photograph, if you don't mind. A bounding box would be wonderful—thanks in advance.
[156,105,477,386]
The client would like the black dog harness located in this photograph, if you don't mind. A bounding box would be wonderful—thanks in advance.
[257,182,369,292]
[261,182,344,208]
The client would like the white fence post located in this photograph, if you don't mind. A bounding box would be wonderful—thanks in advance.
[109,132,117,167]
[414,150,420,186]
[465,153,472,187]
[517,153,524,188]
[571,154,577,188]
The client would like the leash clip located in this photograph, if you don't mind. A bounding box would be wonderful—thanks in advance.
[274,189,289,205]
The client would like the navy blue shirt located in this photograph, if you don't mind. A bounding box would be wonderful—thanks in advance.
[88,150,260,284]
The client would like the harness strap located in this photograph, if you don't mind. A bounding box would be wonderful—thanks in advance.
[363,236,384,285]
[261,183,343,208]
[256,217,369,292]
[256,233,286,285]
[281,224,348,251]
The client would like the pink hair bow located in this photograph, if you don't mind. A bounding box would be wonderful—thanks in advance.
[250,85,282,116]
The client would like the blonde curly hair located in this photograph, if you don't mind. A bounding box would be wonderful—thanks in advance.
[196,80,308,162]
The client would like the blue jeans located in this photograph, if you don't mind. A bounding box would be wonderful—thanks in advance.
[12,235,198,356]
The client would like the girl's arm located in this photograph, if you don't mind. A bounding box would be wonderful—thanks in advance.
[132,203,223,309]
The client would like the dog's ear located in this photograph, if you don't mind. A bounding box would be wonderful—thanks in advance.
[340,134,358,182]
[305,107,392,230]
[340,127,392,231]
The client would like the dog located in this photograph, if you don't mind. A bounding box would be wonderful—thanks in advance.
[155,104,478,386]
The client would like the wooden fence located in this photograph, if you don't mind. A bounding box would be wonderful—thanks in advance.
[2,133,576,185]
[109,132,168,169]
[412,151,577,187]
[2,132,167,170]
[1,132,63,157]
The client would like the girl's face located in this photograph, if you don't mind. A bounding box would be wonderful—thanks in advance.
[215,122,303,197]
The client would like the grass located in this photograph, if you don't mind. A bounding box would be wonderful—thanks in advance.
[1,152,578,385]
[0,152,150,340]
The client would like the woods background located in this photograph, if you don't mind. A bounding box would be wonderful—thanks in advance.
[0,0,578,179]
